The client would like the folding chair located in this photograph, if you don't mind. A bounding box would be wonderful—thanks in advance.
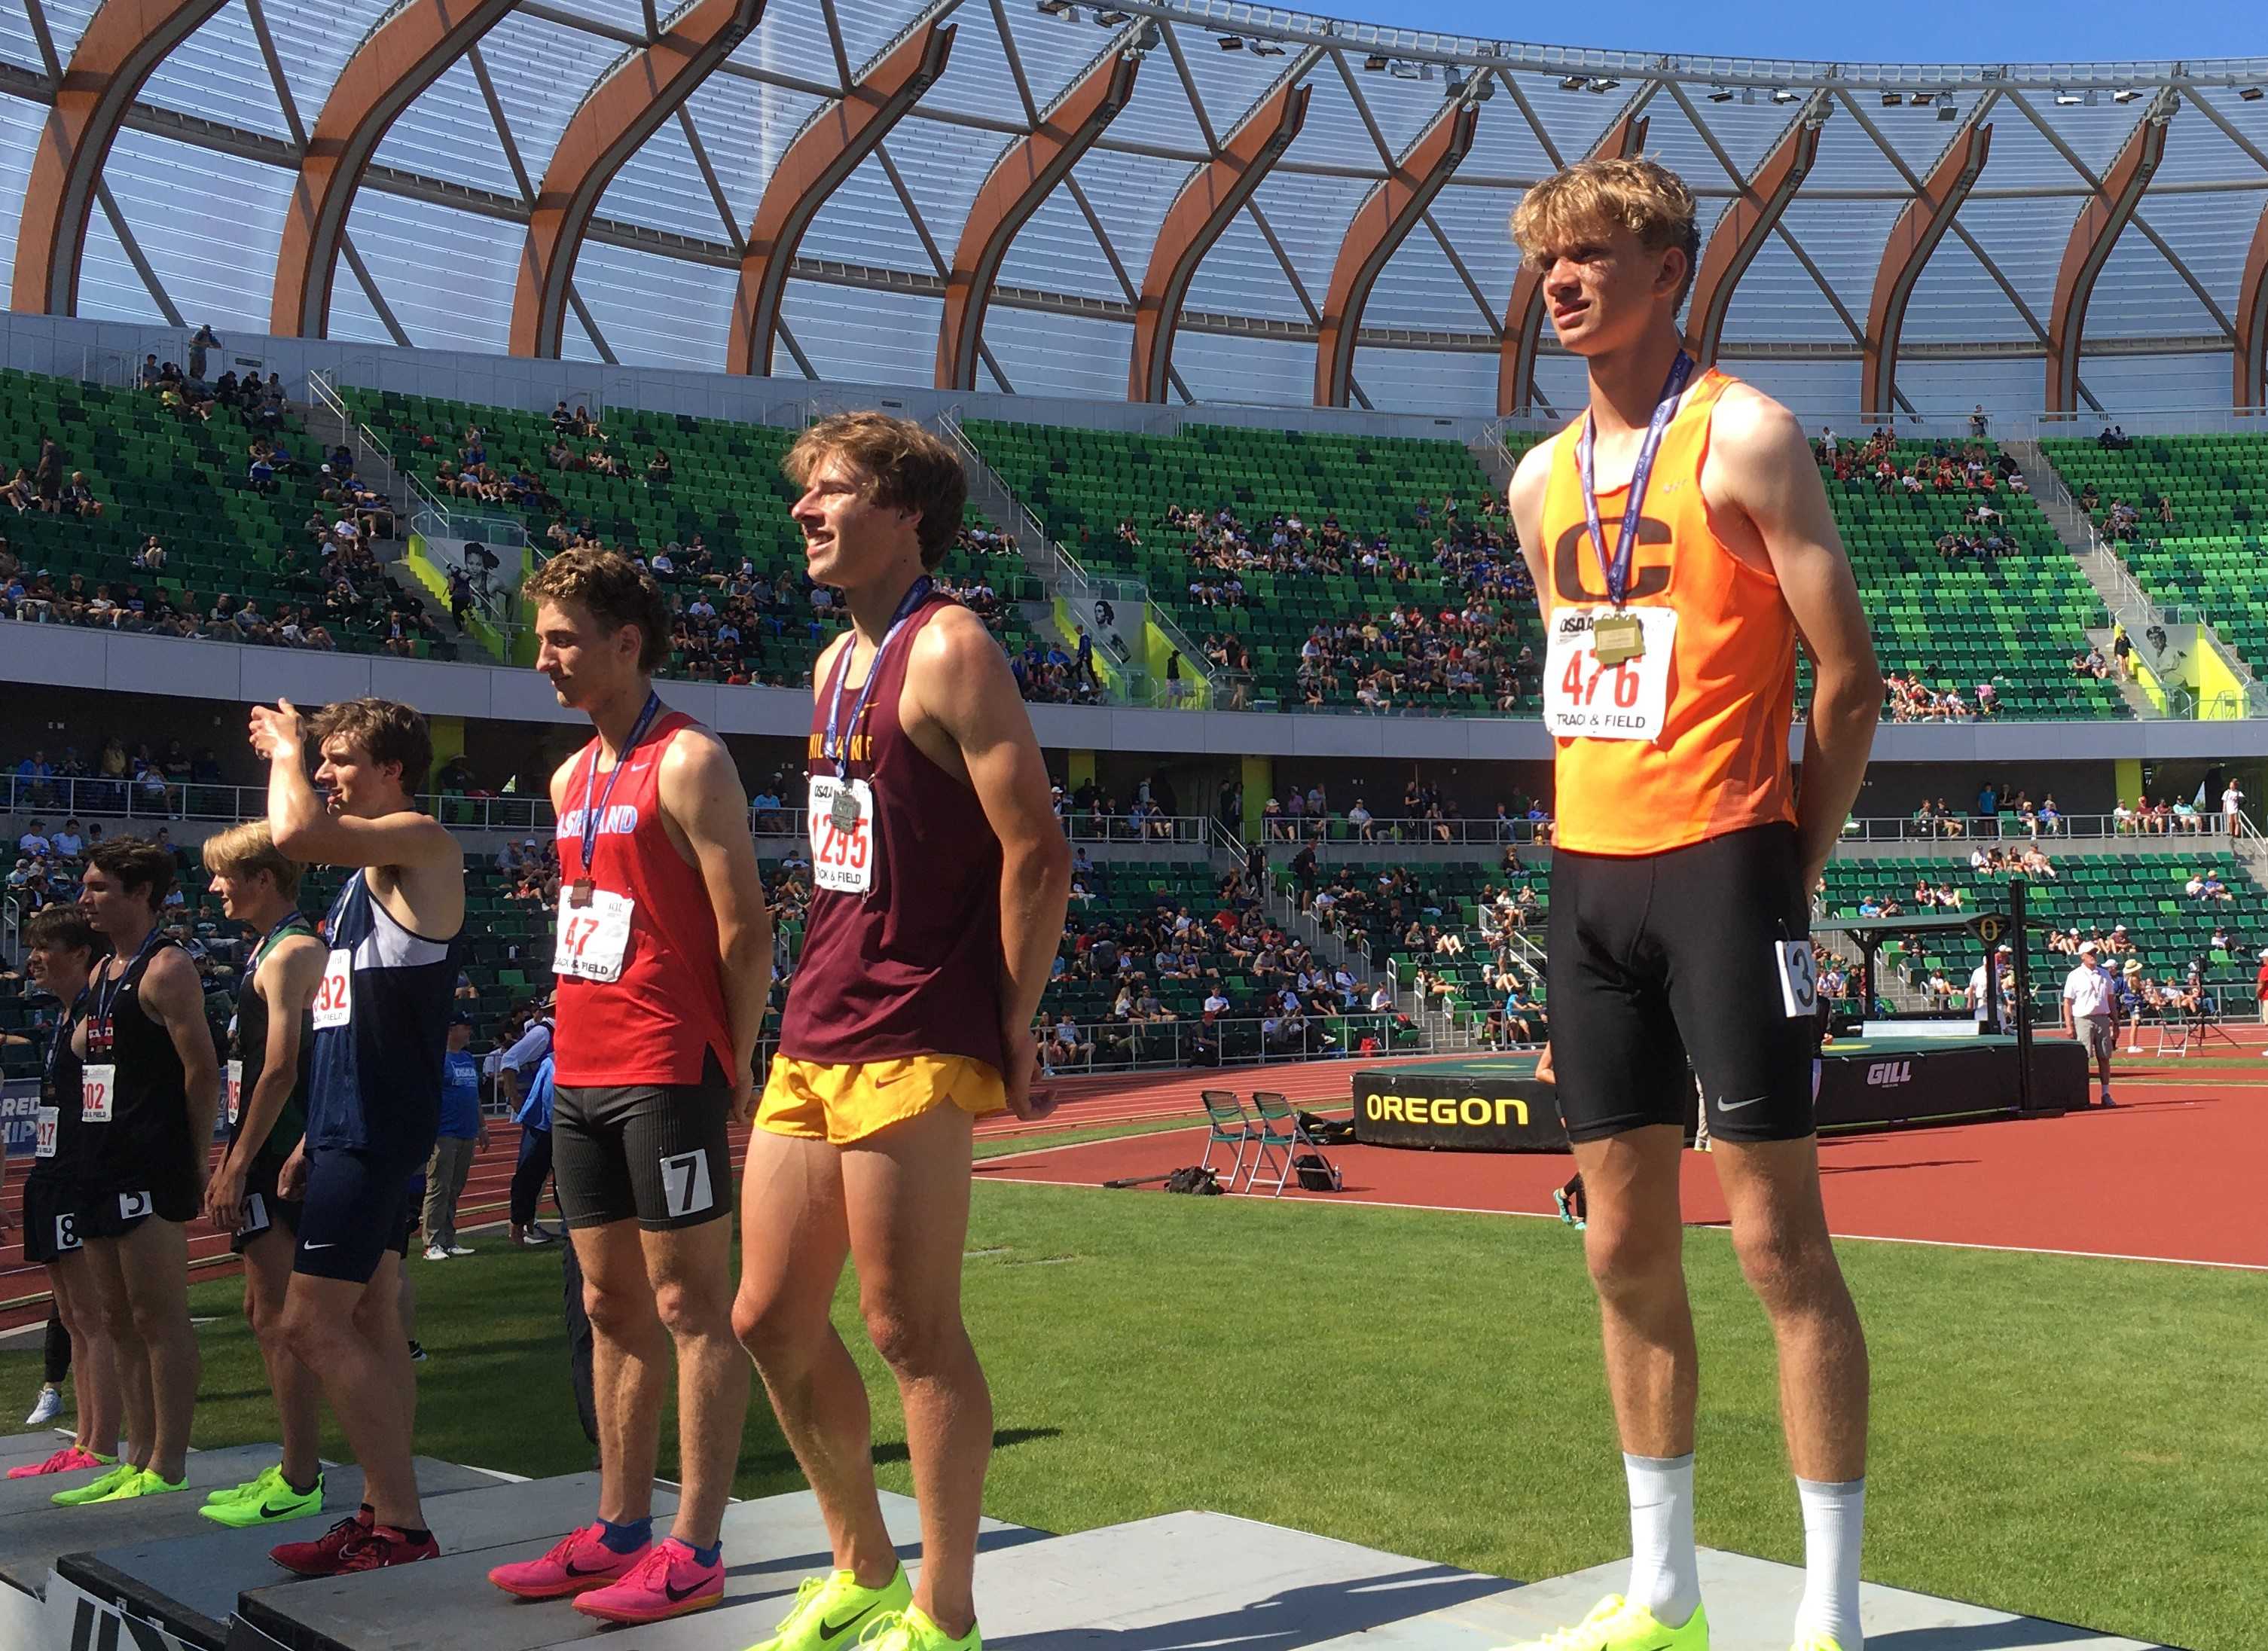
[1245,1091,1341,1198]
[1198,1090,1255,1189]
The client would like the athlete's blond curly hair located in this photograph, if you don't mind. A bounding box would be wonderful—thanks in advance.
[1511,156,1702,313]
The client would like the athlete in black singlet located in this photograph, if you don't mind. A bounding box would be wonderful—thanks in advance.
[71,838,220,1503]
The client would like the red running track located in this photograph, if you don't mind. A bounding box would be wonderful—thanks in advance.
[977,1069,2268,1271]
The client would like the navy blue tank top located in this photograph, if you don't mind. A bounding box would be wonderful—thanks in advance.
[308,872,459,1161]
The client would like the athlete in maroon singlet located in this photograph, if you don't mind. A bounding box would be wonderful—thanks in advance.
[490,548,771,1626]
[736,414,1070,1651]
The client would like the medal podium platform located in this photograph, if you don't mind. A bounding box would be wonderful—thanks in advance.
[0,1430,2179,1651]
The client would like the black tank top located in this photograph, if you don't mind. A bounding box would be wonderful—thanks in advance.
[81,937,195,1195]
[232,917,314,1165]
[29,988,87,1185]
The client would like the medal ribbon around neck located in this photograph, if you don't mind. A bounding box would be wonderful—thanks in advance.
[250,909,313,975]
[578,689,664,881]
[91,924,166,1036]
[46,984,88,1087]
[823,576,933,778]
[1575,349,1693,609]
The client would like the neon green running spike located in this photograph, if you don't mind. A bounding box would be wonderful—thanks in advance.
[200,1469,322,1527]
[744,1567,913,1651]
[52,1462,137,1506]
[854,1607,981,1651]
[205,1463,285,1506]
[91,1467,188,1502]
[1497,1594,1709,1651]
[1789,1637,1845,1651]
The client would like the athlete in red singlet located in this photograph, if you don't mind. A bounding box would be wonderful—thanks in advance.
[487,548,772,1626]
[735,414,1070,1651]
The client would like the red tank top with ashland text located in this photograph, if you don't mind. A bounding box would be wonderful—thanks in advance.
[552,710,735,1087]
[778,597,1008,1073]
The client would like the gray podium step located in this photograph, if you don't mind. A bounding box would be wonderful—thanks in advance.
[50,1457,499,1649]
[232,1472,674,1651]
[0,1429,75,1467]
[0,1443,283,1595]
[1309,1546,2182,1651]
[607,1509,1509,1651]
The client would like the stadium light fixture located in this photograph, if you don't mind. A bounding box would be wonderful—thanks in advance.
[1879,91,1902,105]
[2054,90,2081,105]
[1559,74,1587,90]
[2241,87,2264,101]
[1093,7,1128,21]
[1390,59,1420,78]
[1216,32,1243,49]
[1938,99,1958,120]
[1771,87,1799,103]
[1366,53,1391,71]
[1443,66,1465,94]
[1740,87,1756,104]
[1708,86,1735,102]
[1034,0,1073,14]
[1250,38,1285,56]
[2112,87,2141,102]
[1588,76,1620,93]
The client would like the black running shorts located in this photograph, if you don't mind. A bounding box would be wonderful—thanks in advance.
[78,1161,200,1240]
[228,1153,304,1256]
[553,1051,733,1231]
[296,1146,426,1283]
[22,1176,86,1265]
[1546,822,1819,1144]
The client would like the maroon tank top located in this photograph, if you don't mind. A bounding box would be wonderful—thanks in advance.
[777,595,1007,1073]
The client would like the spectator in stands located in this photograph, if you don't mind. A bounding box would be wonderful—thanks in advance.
[17,818,50,858]
[1970,405,1988,438]
[2224,780,2245,835]
[50,819,82,859]
[186,323,219,380]
[137,352,160,389]
[0,466,34,513]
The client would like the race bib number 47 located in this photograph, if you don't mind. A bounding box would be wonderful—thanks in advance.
[1545,606,1678,744]
[554,890,635,984]
[807,776,875,896]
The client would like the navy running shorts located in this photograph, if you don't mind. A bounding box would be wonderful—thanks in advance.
[295,1146,426,1283]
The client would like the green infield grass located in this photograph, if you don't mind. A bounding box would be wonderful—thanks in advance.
[6,1179,2257,1648]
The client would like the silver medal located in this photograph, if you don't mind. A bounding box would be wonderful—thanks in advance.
[830,788,863,832]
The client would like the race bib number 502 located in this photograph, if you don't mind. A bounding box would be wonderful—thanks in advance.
[1544,606,1678,744]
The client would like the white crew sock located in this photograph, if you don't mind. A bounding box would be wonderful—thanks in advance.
[1622,1453,1700,1628]
[1793,1476,1866,1649]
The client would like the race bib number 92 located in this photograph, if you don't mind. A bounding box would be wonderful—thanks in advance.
[312,951,353,1030]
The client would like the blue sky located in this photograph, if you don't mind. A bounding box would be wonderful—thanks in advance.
[1308,0,2266,66]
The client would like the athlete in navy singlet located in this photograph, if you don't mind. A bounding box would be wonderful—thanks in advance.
[249,697,463,1576]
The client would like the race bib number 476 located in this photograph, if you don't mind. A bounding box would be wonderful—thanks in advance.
[1544,606,1678,744]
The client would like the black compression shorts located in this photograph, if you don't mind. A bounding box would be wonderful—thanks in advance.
[22,1176,86,1265]
[552,1049,733,1231]
[1546,822,1820,1145]
[228,1153,304,1256]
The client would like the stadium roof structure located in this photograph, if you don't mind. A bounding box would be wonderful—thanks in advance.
[2,0,2266,420]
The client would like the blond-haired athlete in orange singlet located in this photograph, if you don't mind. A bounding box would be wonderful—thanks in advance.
[1497,159,1881,1651]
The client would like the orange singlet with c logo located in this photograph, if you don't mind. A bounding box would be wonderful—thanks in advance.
[1538,368,1798,857]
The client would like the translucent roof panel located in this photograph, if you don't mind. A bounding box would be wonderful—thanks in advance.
[1897,229,2044,346]
[594,109,740,245]
[777,277,940,389]
[569,237,740,368]
[29,0,94,66]
[1351,343,1495,416]
[2083,230,2221,342]
[2067,351,2234,414]
[794,151,940,273]
[346,193,525,354]
[1894,357,2052,418]
[1167,326,1315,407]
[0,0,50,74]
[76,196,167,325]
[2013,89,2163,183]
[369,53,534,203]
[0,90,47,307]
[1421,184,1521,307]
[1177,202,1314,325]
[1163,23,1296,148]
[1059,146,1187,286]
[856,113,1009,266]
[469,11,639,191]
[253,0,392,128]
[1244,167,1375,301]
[1854,89,2001,180]
[100,127,291,334]
[1360,221,1498,334]
[1641,87,1802,187]
[1719,356,1861,421]
[138,1,293,142]
[735,0,845,95]
[1454,85,1559,184]
[911,0,1035,122]
[679,72,828,233]
[1928,195,2079,330]
[1798,106,1912,194]
[830,0,920,78]
[2142,188,2268,319]
[1712,230,1861,346]
[984,306,1132,401]
[991,176,1133,305]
